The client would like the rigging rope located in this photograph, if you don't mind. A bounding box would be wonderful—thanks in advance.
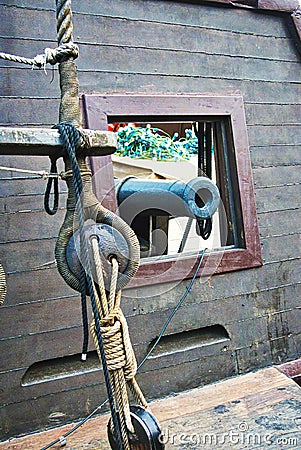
[40,248,207,450]
[0,43,78,69]
[56,122,124,449]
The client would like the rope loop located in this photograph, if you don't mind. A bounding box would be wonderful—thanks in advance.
[44,156,59,215]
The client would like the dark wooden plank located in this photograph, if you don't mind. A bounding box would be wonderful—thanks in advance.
[0,295,81,340]
[0,382,109,440]
[0,192,67,214]
[1,1,292,38]
[248,124,301,146]
[0,238,57,272]
[1,37,300,83]
[0,1,52,10]
[134,259,300,305]
[261,233,301,263]
[72,15,298,62]
[2,280,300,341]
[0,209,65,242]
[76,44,301,83]
[131,283,301,325]
[0,97,59,126]
[253,165,301,188]
[255,184,301,213]
[5,267,75,305]
[0,364,102,407]
[82,71,301,105]
[2,7,295,62]
[0,291,141,339]
[258,209,301,237]
[245,103,301,125]
[0,326,86,372]
[0,341,232,407]
[0,65,60,101]
[1,69,299,106]
[250,145,301,168]
[0,177,66,197]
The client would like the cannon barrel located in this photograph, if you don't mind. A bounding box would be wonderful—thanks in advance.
[115,176,220,221]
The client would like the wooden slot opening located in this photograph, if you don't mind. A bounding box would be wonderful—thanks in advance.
[21,351,101,386]
[148,324,230,358]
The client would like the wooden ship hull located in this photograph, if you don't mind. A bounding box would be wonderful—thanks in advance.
[0,0,300,445]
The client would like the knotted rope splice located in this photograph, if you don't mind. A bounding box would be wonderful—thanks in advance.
[0,43,78,69]
[89,240,147,448]
[0,263,6,305]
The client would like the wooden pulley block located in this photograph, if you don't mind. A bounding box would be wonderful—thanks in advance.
[66,223,130,290]
[108,405,165,450]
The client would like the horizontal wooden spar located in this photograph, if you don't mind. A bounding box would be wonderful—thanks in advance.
[0,127,117,156]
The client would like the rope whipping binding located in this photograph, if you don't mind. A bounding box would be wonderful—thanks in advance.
[0,263,6,305]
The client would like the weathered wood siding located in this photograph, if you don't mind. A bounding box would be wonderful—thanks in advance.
[0,0,300,439]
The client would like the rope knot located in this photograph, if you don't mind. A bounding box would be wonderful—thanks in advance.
[91,308,137,380]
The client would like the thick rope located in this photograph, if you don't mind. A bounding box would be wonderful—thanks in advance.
[56,0,74,45]
[90,237,151,448]
[0,263,6,305]
[0,43,78,69]
[55,0,81,126]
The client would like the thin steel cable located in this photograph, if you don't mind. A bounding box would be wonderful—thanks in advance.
[0,165,61,178]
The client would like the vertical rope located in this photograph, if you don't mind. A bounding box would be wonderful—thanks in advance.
[55,0,81,126]
[56,123,124,450]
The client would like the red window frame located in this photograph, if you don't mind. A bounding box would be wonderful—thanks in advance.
[82,94,262,288]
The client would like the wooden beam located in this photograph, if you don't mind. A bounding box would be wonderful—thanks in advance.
[0,127,116,157]
[204,0,299,13]
[257,0,299,12]
[292,7,301,41]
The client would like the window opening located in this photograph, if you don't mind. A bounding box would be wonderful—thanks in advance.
[82,94,262,287]
[109,116,243,260]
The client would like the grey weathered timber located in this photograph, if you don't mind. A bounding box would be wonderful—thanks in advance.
[0,127,116,156]
[0,0,300,441]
